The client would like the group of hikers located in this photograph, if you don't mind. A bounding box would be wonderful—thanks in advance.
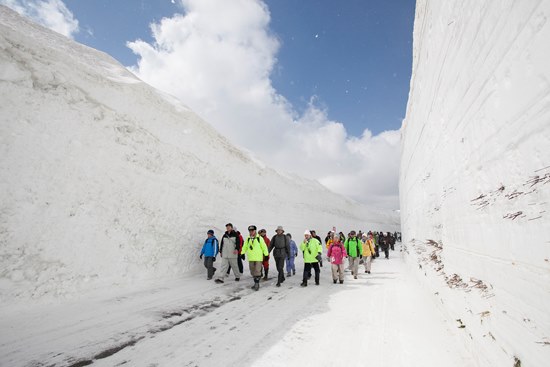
[199,223,400,291]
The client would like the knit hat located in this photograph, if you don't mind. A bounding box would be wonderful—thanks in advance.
[304,230,311,235]
[207,229,214,235]
[276,225,284,232]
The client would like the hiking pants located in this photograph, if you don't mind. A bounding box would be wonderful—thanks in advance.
[349,257,360,276]
[249,261,263,277]
[218,257,242,280]
[364,256,372,272]
[303,262,320,284]
[286,256,296,273]
[203,257,216,279]
[274,257,285,284]
[331,263,345,281]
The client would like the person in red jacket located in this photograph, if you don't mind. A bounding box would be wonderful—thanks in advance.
[259,228,271,280]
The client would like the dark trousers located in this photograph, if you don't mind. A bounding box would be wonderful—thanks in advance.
[275,257,286,284]
[383,248,389,259]
[303,262,320,284]
[204,257,216,278]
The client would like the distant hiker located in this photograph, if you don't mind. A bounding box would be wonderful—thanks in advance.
[324,231,333,248]
[389,233,396,251]
[327,234,347,284]
[339,231,346,243]
[241,225,269,291]
[361,233,375,274]
[300,230,322,287]
[200,229,219,280]
[259,228,271,280]
[310,230,323,267]
[215,223,243,284]
[374,232,380,257]
[269,225,291,287]
[325,230,335,249]
[286,233,298,277]
[380,232,390,259]
[344,230,362,279]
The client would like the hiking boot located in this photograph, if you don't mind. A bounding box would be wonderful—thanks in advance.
[207,277,212,280]
[253,283,260,291]
[276,283,281,287]
[354,275,358,279]
[215,279,224,284]
[315,281,320,285]
[339,280,344,284]
[300,281,307,287]
[333,279,337,284]
[287,272,291,277]
[293,270,296,275]
[365,270,368,273]
[235,278,240,281]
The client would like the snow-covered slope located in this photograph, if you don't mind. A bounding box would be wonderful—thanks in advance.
[401,1,550,366]
[0,6,399,306]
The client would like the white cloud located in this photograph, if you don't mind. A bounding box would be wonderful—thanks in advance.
[128,0,402,209]
[1,0,79,38]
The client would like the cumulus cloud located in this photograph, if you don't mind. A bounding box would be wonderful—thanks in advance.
[1,0,79,38]
[128,0,402,209]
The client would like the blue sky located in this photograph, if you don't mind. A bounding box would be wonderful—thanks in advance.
[2,0,416,209]
[65,0,415,137]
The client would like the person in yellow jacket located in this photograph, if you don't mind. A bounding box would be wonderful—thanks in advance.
[361,233,375,274]
[241,225,269,291]
[300,230,323,287]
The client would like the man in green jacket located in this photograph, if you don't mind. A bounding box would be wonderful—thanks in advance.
[344,230,363,279]
[241,225,269,291]
[300,230,323,287]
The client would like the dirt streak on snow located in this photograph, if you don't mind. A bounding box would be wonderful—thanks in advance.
[0,245,473,367]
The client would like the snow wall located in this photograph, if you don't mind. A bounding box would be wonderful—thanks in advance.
[0,6,400,306]
[401,1,550,366]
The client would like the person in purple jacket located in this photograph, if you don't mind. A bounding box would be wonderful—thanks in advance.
[286,233,298,277]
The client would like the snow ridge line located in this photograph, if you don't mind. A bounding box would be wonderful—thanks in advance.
[50,294,244,367]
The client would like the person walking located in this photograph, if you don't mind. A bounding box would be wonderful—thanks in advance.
[380,232,390,259]
[215,223,243,283]
[327,234,347,284]
[241,225,269,291]
[344,230,362,279]
[310,230,323,267]
[286,233,298,277]
[227,227,244,276]
[269,226,291,287]
[300,230,322,287]
[200,229,219,280]
[259,228,271,280]
[361,233,375,274]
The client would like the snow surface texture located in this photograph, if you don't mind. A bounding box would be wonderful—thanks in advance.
[0,6,399,306]
[1,247,475,367]
[401,1,550,366]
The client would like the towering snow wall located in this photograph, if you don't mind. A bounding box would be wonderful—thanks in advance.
[0,6,399,305]
[401,1,550,366]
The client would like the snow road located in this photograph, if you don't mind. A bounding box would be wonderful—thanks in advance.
[0,244,474,367]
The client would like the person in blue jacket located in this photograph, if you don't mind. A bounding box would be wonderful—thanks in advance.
[200,229,219,279]
[286,233,298,277]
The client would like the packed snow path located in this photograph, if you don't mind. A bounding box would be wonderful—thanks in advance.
[1,244,474,367]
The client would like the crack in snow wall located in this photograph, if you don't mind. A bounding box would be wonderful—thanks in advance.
[0,7,400,306]
[400,1,550,366]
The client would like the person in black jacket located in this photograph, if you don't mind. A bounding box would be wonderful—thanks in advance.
[270,226,291,287]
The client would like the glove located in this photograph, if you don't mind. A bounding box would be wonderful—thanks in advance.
[199,254,203,259]
[295,253,297,257]
[263,255,269,261]
[241,254,245,260]
[360,255,363,259]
